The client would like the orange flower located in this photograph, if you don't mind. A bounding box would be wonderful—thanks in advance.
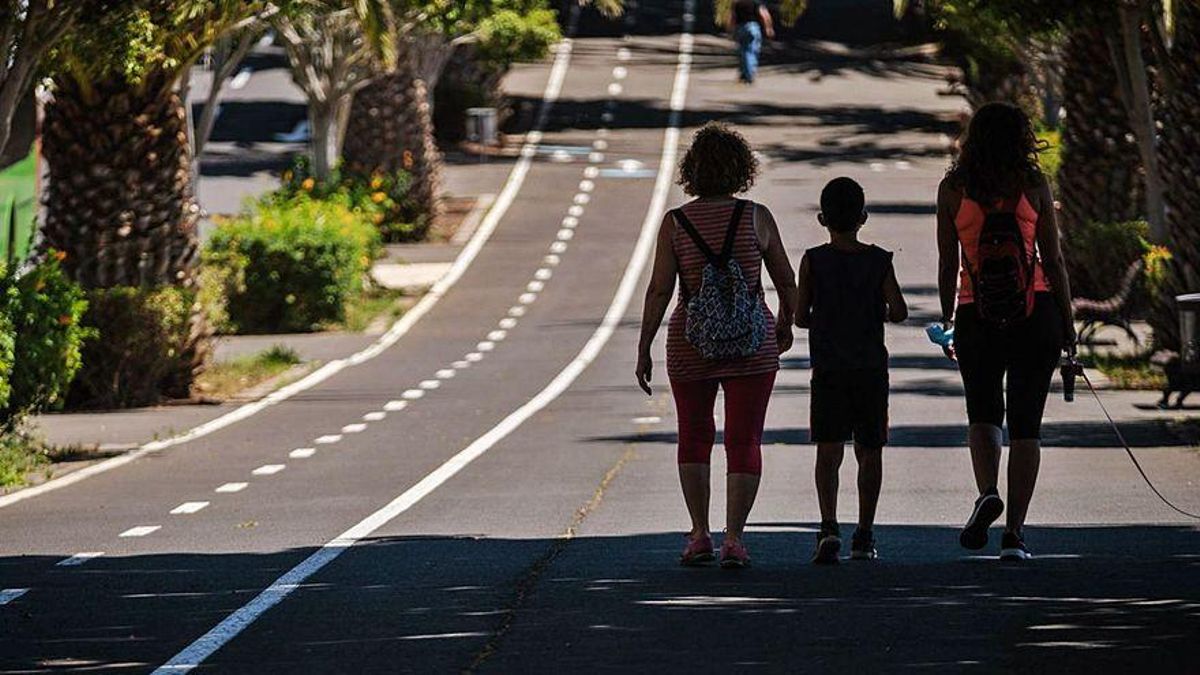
[402,150,413,170]
[371,191,386,204]
[301,178,315,191]
[53,250,67,262]
[58,315,73,326]
[370,175,384,189]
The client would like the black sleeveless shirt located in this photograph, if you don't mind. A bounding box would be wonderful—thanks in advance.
[733,0,762,25]
[806,243,893,371]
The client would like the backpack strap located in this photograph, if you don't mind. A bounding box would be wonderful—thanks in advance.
[718,199,748,263]
[671,208,721,266]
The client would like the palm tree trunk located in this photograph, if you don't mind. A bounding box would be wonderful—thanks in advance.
[343,56,443,234]
[1151,0,1200,350]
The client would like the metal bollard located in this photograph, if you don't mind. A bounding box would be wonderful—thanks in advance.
[1179,293,1200,374]
[466,107,497,146]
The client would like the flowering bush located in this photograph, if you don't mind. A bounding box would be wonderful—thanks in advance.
[205,195,381,334]
[0,253,91,427]
[278,156,423,241]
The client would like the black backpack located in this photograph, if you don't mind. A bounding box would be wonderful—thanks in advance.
[963,196,1037,326]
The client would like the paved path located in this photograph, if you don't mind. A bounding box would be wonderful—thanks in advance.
[2,5,1198,673]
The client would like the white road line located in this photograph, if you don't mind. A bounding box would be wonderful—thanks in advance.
[607,82,623,96]
[578,180,595,192]
[418,380,440,390]
[0,20,576,513]
[435,369,456,379]
[341,423,368,433]
[550,241,568,254]
[601,112,614,123]
[251,465,285,476]
[573,193,590,205]
[498,317,518,330]
[465,352,484,362]
[152,6,691,669]
[584,166,600,178]
[557,229,575,241]
[451,360,472,369]
[170,501,210,515]
[120,525,161,538]
[526,280,545,292]
[315,434,342,444]
[476,341,495,352]
[384,400,408,411]
[363,411,387,421]
[508,306,527,317]
[568,204,585,217]
[613,66,628,79]
[487,330,508,342]
[535,268,553,280]
[632,416,663,424]
[589,151,605,163]
[544,254,561,266]
[0,588,29,605]
[401,389,425,400]
[618,47,631,61]
[215,483,247,494]
[56,552,104,567]
[593,139,609,151]
[519,293,538,304]
[562,216,579,228]
[289,448,316,459]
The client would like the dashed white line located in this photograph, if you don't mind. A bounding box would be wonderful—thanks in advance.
[487,330,508,342]
[251,465,286,476]
[618,47,631,61]
[418,380,440,390]
[315,434,342,444]
[508,306,527,317]
[578,180,595,192]
[363,411,387,421]
[342,423,368,433]
[557,229,575,241]
[597,127,610,137]
[402,389,425,400]
[498,317,518,330]
[613,66,628,79]
[544,254,561,266]
[527,280,545,293]
[451,360,472,369]
[519,292,538,304]
[600,112,614,123]
[120,525,161,538]
[56,552,103,567]
[568,204,585,217]
[535,268,553,280]
[0,588,29,605]
[384,400,408,411]
[215,483,248,493]
[435,369,456,379]
[584,166,600,178]
[477,341,496,352]
[632,416,664,424]
[869,162,885,172]
[170,501,210,515]
[562,216,579,228]
[550,241,568,254]
[573,193,590,206]
[593,139,608,151]
[151,6,691,668]
[589,151,605,163]
[465,352,484,362]
[607,82,623,96]
[289,448,317,459]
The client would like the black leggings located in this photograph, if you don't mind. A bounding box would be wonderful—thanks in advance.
[955,293,1063,440]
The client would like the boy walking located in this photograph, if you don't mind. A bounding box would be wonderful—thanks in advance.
[796,177,908,563]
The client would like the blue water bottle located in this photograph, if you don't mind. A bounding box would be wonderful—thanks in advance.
[926,323,954,348]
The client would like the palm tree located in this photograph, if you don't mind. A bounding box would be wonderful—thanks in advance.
[0,0,83,159]
[40,1,271,403]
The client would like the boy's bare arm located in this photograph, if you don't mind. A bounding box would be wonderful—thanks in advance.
[794,252,812,328]
[883,262,908,323]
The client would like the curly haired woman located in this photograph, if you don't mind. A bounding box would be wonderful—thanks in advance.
[936,102,1076,561]
[636,123,797,568]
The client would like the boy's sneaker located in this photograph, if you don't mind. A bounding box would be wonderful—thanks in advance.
[812,523,842,565]
[850,528,878,560]
[679,533,715,566]
[719,538,751,569]
[999,531,1032,561]
[959,490,1004,551]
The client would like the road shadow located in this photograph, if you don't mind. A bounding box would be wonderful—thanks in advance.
[3,526,1196,672]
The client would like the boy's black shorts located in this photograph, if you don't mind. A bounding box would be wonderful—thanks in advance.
[810,367,889,448]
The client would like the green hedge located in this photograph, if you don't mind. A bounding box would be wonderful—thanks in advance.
[1063,220,1149,302]
[0,253,91,427]
[206,195,381,334]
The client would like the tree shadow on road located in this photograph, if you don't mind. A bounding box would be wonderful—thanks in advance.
[2,526,1196,672]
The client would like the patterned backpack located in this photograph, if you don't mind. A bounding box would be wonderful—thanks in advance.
[963,196,1037,326]
[673,200,767,360]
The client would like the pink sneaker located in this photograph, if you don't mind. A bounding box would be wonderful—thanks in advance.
[680,533,715,566]
[719,538,751,569]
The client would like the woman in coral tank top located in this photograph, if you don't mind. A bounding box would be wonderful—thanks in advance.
[936,102,1076,562]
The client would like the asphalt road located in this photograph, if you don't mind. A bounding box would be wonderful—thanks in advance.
[2,3,1198,672]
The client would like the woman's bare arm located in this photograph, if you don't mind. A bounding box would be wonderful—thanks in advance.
[1032,176,1076,351]
[756,204,796,352]
[758,5,775,39]
[936,178,961,326]
[636,212,679,394]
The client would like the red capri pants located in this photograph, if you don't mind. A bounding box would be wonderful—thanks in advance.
[670,371,776,475]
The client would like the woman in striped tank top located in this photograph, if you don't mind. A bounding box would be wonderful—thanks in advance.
[636,123,797,568]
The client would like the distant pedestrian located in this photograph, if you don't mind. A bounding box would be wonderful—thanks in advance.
[795,177,908,564]
[636,123,797,568]
[936,102,1076,561]
[727,0,775,84]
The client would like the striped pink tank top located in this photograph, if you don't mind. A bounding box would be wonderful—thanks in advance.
[666,199,779,382]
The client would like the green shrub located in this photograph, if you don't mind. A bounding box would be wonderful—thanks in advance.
[278,156,423,242]
[1063,220,1149,302]
[0,253,91,426]
[1036,129,1061,191]
[206,195,381,334]
[68,285,197,409]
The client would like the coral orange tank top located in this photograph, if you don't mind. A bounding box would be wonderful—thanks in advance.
[955,192,1050,304]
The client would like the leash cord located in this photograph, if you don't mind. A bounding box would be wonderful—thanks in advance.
[1081,371,1200,520]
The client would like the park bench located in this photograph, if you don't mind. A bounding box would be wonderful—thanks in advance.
[1073,259,1144,346]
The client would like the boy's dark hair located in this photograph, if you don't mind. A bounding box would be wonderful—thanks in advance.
[820,177,865,232]
[678,122,758,198]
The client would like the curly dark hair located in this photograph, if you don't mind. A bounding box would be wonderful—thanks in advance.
[946,102,1047,203]
[678,123,758,197]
